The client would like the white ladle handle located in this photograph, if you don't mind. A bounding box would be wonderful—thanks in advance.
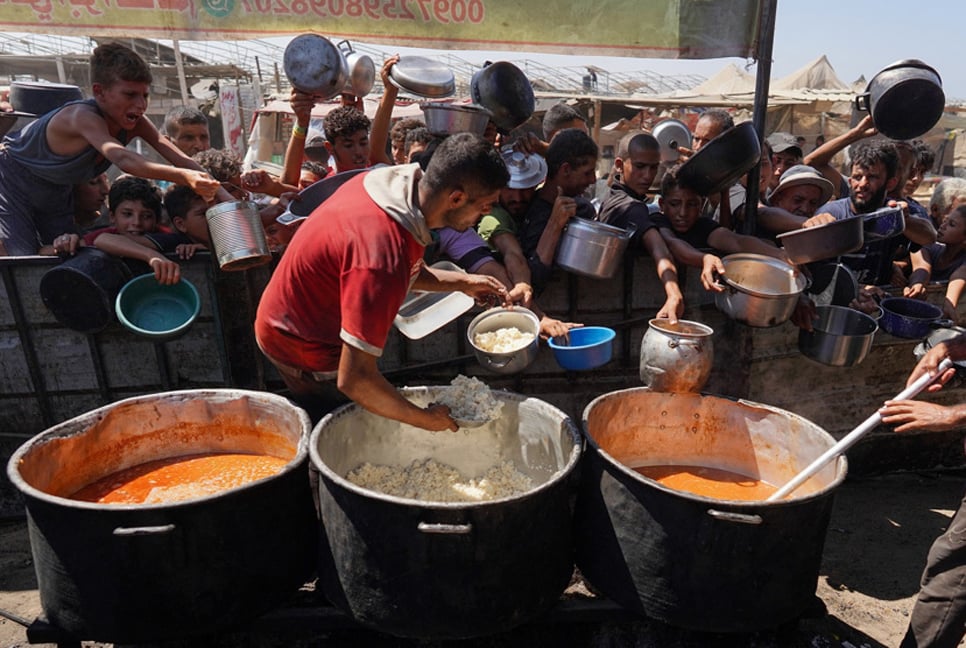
[767,358,955,502]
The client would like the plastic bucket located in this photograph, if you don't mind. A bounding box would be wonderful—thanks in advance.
[205,201,272,271]
[39,248,132,333]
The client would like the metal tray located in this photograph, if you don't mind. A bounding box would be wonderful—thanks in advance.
[393,261,474,340]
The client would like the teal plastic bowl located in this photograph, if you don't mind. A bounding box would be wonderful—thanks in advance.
[115,274,200,340]
[547,326,616,370]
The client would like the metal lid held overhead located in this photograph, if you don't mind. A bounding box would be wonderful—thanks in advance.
[651,119,692,163]
[387,56,456,98]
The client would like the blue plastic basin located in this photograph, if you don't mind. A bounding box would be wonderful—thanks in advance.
[115,274,200,341]
[547,326,616,371]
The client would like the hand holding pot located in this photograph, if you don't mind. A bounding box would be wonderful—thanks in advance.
[289,87,315,122]
[550,187,577,228]
[701,253,726,292]
[51,232,80,256]
[183,169,221,203]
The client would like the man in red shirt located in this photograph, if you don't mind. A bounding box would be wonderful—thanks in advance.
[256,133,510,430]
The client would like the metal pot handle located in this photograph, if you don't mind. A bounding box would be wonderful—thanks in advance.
[855,93,871,112]
[113,524,176,536]
[336,39,353,55]
[484,354,513,368]
[418,522,472,535]
[667,338,702,350]
[706,509,763,525]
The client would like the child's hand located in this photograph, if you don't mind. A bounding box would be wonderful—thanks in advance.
[52,233,81,256]
[381,54,400,87]
[148,257,181,285]
[184,170,220,202]
[175,243,204,260]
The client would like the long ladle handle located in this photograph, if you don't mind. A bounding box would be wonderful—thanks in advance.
[767,358,955,502]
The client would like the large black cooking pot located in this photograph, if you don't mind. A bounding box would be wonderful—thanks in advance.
[6,389,318,643]
[40,247,133,333]
[677,121,761,195]
[855,59,944,140]
[470,61,535,133]
[310,387,581,639]
[575,388,846,633]
[8,81,83,117]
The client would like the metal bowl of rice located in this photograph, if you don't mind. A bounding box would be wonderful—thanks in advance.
[466,307,540,374]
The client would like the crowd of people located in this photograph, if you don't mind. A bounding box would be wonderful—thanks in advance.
[3,41,966,646]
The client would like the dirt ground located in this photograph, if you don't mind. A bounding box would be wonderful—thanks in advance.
[2,470,965,648]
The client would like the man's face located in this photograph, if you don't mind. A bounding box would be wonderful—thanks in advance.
[93,80,149,131]
[443,187,500,232]
[110,199,158,236]
[558,159,598,197]
[771,184,824,217]
[691,117,724,151]
[849,161,895,214]
[73,173,109,226]
[618,147,660,197]
[771,150,801,189]
[391,136,408,165]
[499,185,537,218]
[659,186,703,234]
[326,130,370,172]
[173,198,211,245]
[170,123,211,157]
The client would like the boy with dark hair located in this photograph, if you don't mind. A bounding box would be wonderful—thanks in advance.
[0,42,228,257]
[389,117,424,164]
[322,106,375,173]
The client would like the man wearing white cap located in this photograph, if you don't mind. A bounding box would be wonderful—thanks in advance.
[477,150,582,338]
[754,164,836,236]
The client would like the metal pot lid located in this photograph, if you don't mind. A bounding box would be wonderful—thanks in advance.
[651,119,692,162]
[283,34,347,99]
[502,150,547,189]
[388,56,455,98]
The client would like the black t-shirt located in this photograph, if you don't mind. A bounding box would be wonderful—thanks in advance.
[597,182,658,249]
[651,214,721,250]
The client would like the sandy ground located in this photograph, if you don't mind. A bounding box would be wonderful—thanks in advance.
[2,470,965,648]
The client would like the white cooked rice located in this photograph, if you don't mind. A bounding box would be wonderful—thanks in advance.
[435,374,504,422]
[346,458,533,502]
[473,326,535,353]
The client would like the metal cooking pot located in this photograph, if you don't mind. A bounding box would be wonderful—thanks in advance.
[8,80,83,116]
[916,326,966,377]
[862,205,905,240]
[310,387,581,639]
[677,121,761,196]
[799,305,878,367]
[651,119,692,163]
[555,218,635,279]
[5,389,318,643]
[805,261,859,307]
[714,253,807,327]
[879,296,950,339]
[206,200,272,270]
[39,247,133,333]
[855,59,944,140]
[470,61,535,133]
[467,307,540,374]
[420,102,492,137]
[575,388,846,632]
[639,318,714,393]
[387,56,455,98]
[283,33,349,100]
[337,40,375,97]
[776,216,864,265]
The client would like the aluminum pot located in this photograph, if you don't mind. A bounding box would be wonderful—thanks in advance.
[283,33,349,100]
[5,389,318,643]
[336,40,375,97]
[39,247,133,333]
[467,307,540,374]
[470,61,535,133]
[799,305,878,367]
[639,318,714,392]
[575,388,847,632]
[310,387,581,639]
[714,253,807,327]
[776,216,864,265]
[555,218,635,279]
[855,59,944,140]
[420,102,492,137]
[879,297,949,339]
[677,121,761,196]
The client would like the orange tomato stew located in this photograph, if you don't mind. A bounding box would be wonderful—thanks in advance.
[634,464,778,501]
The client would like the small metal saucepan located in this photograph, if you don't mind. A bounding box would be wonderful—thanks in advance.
[878,297,952,339]
[798,305,878,367]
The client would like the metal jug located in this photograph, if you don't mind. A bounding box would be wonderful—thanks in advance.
[640,318,714,392]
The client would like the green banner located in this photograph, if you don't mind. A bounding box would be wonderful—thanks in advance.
[0,0,762,59]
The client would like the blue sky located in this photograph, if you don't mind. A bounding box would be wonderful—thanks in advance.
[349,0,965,100]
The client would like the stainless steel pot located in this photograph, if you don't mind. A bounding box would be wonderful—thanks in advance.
[776,216,864,265]
[799,305,878,367]
[387,56,455,98]
[283,34,349,100]
[310,387,581,638]
[575,388,846,632]
[555,218,635,279]
[420,102,492,137]
[6,389,317,643]
[855,59,944,140]
[337,40,375,97]
[639,319,714,392]
[714,253,807,327]
[467,307,540,374]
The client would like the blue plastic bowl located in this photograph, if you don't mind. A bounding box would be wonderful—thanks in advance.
[115,274,200,341]
[547,326,616,371]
